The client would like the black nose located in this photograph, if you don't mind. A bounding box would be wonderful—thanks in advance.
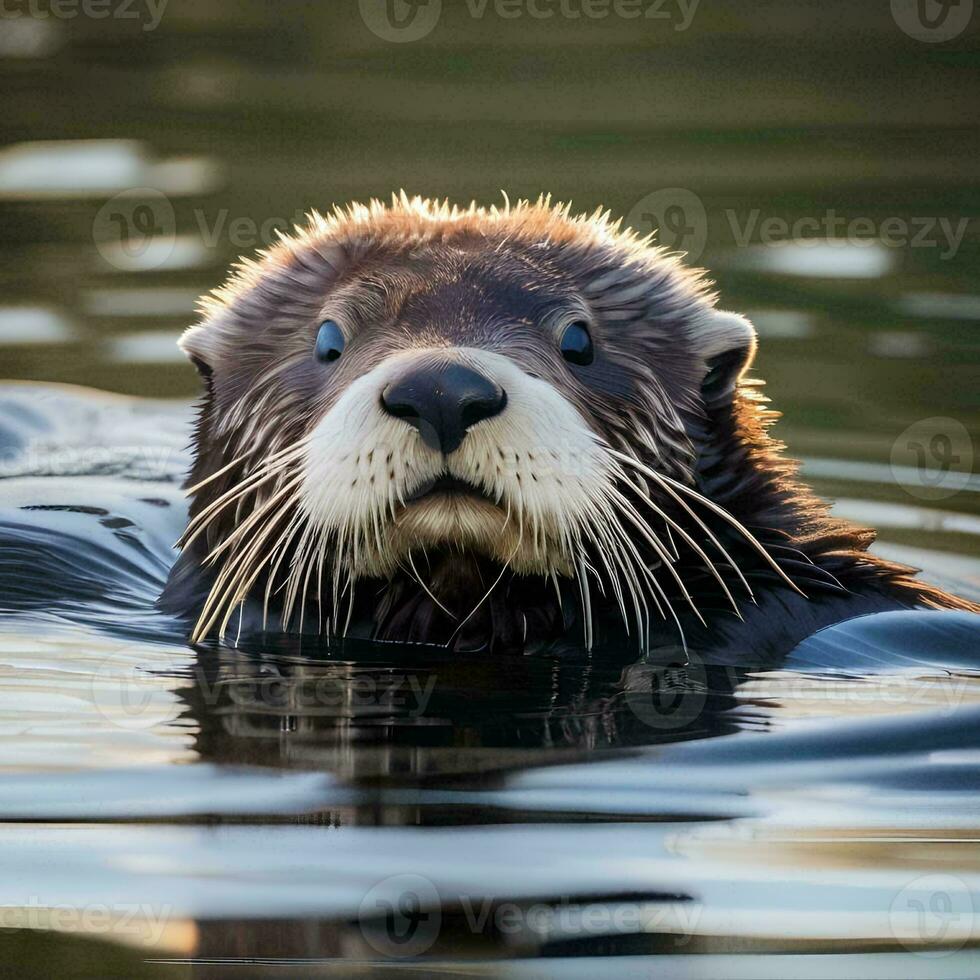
[381,362,507,454]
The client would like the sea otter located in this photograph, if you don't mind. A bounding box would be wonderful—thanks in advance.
[160,195,978,657]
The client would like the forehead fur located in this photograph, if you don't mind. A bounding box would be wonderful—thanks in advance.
[194,193,716,323]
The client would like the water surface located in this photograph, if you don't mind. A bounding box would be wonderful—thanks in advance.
[1,2,979,975]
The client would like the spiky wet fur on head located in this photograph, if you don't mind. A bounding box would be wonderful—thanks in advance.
[166,194,977,653]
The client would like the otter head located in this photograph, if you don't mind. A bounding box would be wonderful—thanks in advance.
[174,195,781,652]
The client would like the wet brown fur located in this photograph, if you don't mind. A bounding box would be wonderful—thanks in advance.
[161,195,978,654]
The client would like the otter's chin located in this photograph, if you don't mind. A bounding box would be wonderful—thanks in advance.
[369,546,573,654]
[389,493,513,565]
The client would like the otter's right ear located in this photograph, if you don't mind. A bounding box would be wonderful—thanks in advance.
[178,322,219,380]
[693,310,757,403]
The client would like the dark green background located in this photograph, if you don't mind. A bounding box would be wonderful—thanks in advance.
[1,0,978,491]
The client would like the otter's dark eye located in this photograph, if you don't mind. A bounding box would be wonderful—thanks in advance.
[559,321,594,366]
[315,320,345,363]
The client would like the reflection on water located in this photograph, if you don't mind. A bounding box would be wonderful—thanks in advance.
[731,240,898,279]
[1,603,980,970]
[0,382,977,972]
[0,307,75,345]
[0,140,220,200]
[1,0,979,974]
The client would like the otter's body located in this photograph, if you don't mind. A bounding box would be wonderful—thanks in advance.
[160,195,977,656]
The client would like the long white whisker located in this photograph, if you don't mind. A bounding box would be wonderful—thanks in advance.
[202,476,305,562]
[447,523,525,645]
[610,449,803,597]
[179,445,307,549]
[193,498,302,641]
[604,458,746,619]
[263,511,306,631]
[404,552,456,619]
[606,487,711,626]
[183,439,303,495]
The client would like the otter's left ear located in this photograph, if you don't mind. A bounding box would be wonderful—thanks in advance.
[693,310,757,401]
[178,321,221,380]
